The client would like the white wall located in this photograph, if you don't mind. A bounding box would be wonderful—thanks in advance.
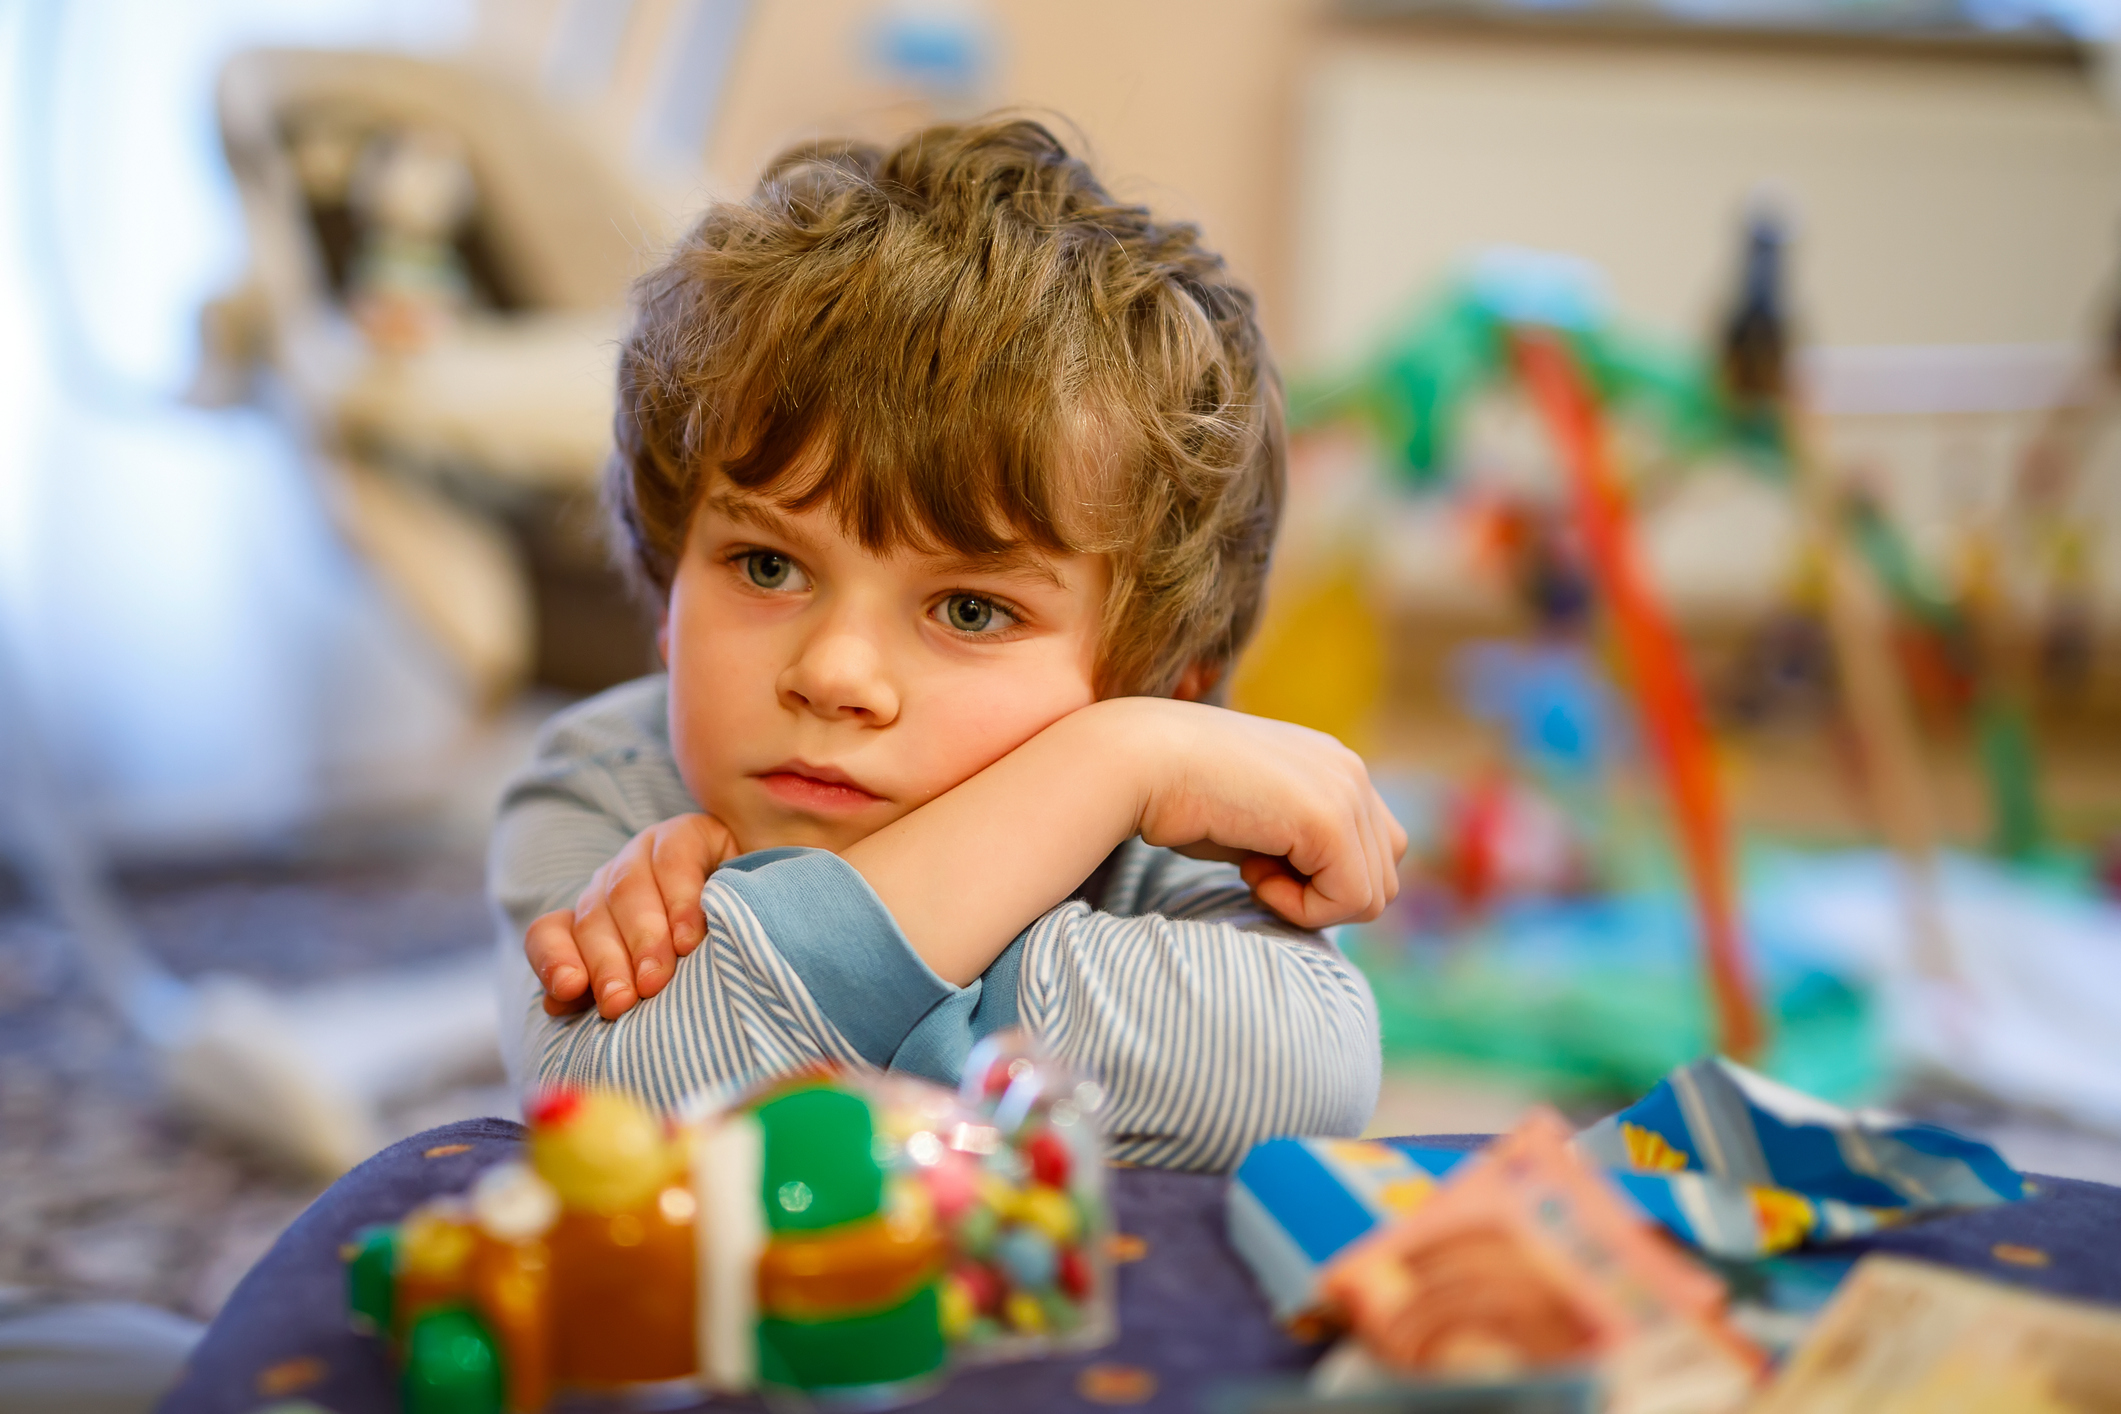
[1294,30,2121,362]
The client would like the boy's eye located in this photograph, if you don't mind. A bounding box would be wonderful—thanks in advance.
[937,594,1010,634]
[740,551,803,591]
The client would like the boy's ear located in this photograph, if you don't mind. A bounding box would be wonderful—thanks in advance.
[1172,661,1222,702]
[655,610,671,667]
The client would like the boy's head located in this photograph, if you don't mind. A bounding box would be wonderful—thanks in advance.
[607,117,1284,853]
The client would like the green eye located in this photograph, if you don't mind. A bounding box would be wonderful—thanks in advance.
[942,595,996,633]
[744,552,794,589]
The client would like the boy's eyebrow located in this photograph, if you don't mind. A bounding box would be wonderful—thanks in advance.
[704,488,1067,588]
[703,488,804,537]
[919,546,1066,589]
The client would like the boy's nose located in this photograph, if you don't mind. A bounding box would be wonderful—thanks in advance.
[778,626,900,725]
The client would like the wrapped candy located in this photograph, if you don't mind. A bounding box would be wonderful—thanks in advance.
[348,1035,1112,1411]
[927,1034,1113,1360]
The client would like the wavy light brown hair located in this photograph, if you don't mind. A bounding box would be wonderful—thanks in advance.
[607,116,1284,698]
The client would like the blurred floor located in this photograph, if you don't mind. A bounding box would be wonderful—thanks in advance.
[0,695,551,1322]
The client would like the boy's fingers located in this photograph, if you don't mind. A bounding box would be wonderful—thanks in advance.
[652,821,714,955]
[1297,800,1380,926]
[543,991,592,1016]
[1343,789,1387,920]
[1251,868,1322,929]
[605,867,678,999]
[1242,855,1333,929]
[570,905,640,1019]
[525,911,589,1002]
[1347,776,1399,915]
[1376,796,1407,901]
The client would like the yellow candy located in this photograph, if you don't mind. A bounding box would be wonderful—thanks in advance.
[1016,1185,1079,1245]
[939,1275,976,1341]
[1004,1290,1047,1334]
[976,1172,1021,1221]
[529,1092,677,1214]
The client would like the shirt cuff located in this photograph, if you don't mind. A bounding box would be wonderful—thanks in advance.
[712,847,957,1069]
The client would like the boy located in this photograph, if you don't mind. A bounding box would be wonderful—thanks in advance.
[491,118,1405,1172]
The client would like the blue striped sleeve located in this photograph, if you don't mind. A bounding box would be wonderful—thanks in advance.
[528,868,873,1111]
[1019,847,1382,1172]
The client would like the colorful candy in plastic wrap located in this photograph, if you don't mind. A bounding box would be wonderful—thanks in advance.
[1229,1056,2024,1328]
[343,1034,1112,1412]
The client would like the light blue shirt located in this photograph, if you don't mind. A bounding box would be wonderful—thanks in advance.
[488,676,1381,1171]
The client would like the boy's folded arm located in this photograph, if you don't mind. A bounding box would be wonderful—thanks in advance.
[1014,889,1383,1174]
[528,851,950,1108]
[841,696,1405,990]
[839,702,1145,988]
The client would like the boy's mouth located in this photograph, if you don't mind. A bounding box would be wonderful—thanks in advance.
[753,762,886,815]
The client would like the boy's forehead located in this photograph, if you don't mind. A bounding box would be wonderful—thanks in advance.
[700,485,1071,587]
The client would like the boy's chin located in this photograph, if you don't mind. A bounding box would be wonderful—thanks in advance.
[728,815,881,857]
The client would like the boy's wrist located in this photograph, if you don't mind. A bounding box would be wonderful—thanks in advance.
[1055,697,1175,843]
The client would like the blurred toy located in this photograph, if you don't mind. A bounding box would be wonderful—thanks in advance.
[1297,252,1765,1061]
[1316,1109,1765,1414]
[1467,494,1596,636]
[1228,1056,2021,1331]
[1729,211,2055,870]
[346,1038,1111,1411]
[1715,215,1957,979]
[1228,556,1388,756]
[343,126,481,353]
[1842,490,2046,862]
[2013,230,2121,703]
[1429,766,1598,916]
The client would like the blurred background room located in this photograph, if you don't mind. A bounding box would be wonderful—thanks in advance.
[3,0,2121,1402]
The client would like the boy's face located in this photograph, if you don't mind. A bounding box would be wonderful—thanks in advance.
[659,478,1108,856]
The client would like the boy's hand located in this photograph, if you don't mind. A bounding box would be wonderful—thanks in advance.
[526,813,739,1019]
[1125,700,1407,930]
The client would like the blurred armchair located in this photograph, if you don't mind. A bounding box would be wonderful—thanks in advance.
[199,46,674,705]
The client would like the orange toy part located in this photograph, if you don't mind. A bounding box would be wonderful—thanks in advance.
[471,1234,553,1414]
[547,1190,698,1387]
[1511,330,1764,1061]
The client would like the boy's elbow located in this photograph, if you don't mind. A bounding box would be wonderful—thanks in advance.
[1288,1000,1382,1140]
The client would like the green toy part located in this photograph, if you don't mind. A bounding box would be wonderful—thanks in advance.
[756,1085,885,1233]
[1290,263,1745,484]
[401,1307,504,1414]
[1846,496,2047,859]
[344,1225,395,1335]
[756,1286,946,1394]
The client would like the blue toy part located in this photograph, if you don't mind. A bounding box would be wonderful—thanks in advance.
[1456,640,1614,777]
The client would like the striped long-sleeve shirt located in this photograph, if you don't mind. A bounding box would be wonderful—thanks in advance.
[488,676,1381,1172]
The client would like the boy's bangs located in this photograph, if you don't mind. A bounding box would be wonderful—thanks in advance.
[715,367,1119,562]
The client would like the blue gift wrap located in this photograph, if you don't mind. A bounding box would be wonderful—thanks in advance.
[1228,1057,2026,1323]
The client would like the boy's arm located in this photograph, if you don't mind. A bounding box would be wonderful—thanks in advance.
[528,853,887,1107]
[522,836,1382,1150]
[842,696,1405,986]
